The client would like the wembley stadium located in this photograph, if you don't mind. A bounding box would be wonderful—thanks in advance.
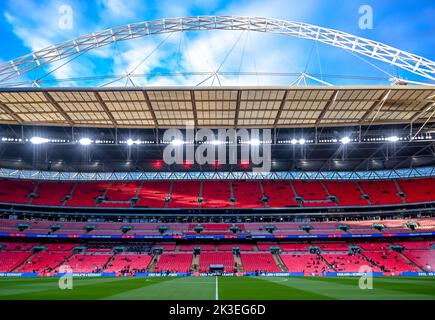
[0,4,434,307]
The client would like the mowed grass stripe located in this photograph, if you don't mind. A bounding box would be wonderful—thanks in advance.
[104,277,216,300]
[287,276,435,300]
[0,277,171,300]
[218,276,333,300]
[0,277,128,297]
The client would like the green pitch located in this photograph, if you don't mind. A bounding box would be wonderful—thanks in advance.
[0,276,434,300]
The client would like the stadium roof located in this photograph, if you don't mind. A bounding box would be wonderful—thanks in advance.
[0,86,434,129]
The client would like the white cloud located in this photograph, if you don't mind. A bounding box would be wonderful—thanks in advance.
[96,0,146,22]
[3,0,321,87]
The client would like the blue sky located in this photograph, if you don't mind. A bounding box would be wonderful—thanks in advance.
[0,0,434,87]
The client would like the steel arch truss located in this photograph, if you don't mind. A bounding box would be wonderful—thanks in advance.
[0,16,435,84]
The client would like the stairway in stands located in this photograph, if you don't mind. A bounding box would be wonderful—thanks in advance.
[11,252,37,272]
[191,254,199,272]
[398,252,424,272]
[147,254,161,272]
[233,254,244,273]
[272,253,288,272]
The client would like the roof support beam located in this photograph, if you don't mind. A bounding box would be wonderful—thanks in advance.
[234,90,241,127]
[0,101,23,124]
[410,101,435,123]
[94,92,118,127]
[315,90,338,126]
[143,91,158,128]
[359,89,391,124]
[190,90,198,127]
[43,92,74,126]
[273,90,288,127]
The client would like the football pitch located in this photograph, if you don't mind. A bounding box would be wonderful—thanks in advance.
[0,276,434,300]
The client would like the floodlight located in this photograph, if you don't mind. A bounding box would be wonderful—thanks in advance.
[30,137,49,144]
[171,139,184,146]
[340,137,351,144]
[386,136,399,142]
[250,139,261,146]
[79,138,92,145]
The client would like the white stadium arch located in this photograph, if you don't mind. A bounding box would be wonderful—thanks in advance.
[0,16,434,84]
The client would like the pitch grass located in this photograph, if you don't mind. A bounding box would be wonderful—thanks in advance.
[0,276,434,300]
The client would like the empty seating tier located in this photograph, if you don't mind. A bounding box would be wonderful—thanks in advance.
[240,253,281,272]
[154,253,193,273]
[0,251,33,272]
[280,253,331,274]
[201,181,232,208]
[169,181,201,208]
[199,252,235,272]
[232,181,264,208]
[262,181,298,207]
[104,254,152,273]
[32,182,75,206]
[135,182,170,208]
[65,183,109,207]
[57,254,112,273]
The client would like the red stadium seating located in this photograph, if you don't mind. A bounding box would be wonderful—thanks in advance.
[104,254,152,273]
[322,253,381,272]
[323,181,368,206]
[402,250,434,271]
[398,178,435,203]
[0,251,33,272]
[232,181,264,208]
[17,251,72,273]
[292,181,335,207]
[201,181,232,208]
[279,243,310,252]
[362,251,418,273]
[135,181,170,208]
[179,244,215,251]
[154,253,192,273]
[359,180,403,205]
[262,181,298,207]
[199,252,235,272]
[65,182,109,207]
[1,218,434,237]
[218,244,254,251]
[155,242,177,251]
[169,181,200,208]
[280,253,330,274]
[57,254,112,273]
[240,252,281,272]
[0,180,36,204]
[292,181,328,201]
[32,182,75,206]
[1,178,435,208]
